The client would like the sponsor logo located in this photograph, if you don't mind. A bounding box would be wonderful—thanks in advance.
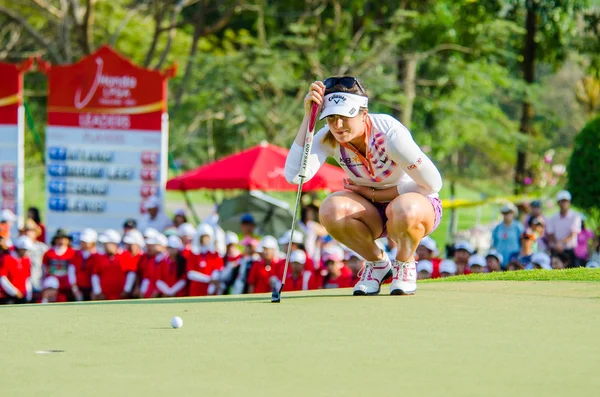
[328,94,346,104]
[407,157,423,170]
[75,57,138,109]
[349,107,356,115]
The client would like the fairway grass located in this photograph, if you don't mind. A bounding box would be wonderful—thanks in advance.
[2,281,600,397]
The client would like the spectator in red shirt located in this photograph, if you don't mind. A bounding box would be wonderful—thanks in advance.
[0,236,33,304]
[42,229,77,303]
[91,229,128,300]
[416,236,442,278]
[155,235,188,297]
[0,209,16,246]
[140,233,167,298]
[177,223,196,260]
[344,250,364,286]
[220,231,243,294]
[283,250,317,291]
[322,245,353,289]
[247,235,280,294]
[69,228,98,301]
[187,224,223,296]
[122,229,145,297]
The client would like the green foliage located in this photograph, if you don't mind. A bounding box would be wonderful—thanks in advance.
[566,117,600,224]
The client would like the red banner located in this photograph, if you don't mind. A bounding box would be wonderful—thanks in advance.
[0,59,31,124]
[41,46,175,131]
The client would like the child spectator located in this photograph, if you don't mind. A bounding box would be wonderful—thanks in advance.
[283,250,317,291]
[70,228,98,301]
[187,224,223,296]
[485,250,503,272]
[468,254,487,273]
[140,233,168,298]
[416,260,433,280]
[439,259,457,277]
[155,236,187,297]
[452,241,472,275]
[42,229,77,303]
[247,236,280,294]
[91,230,127,300]
[416,236,441,278]
[322,245,353,289]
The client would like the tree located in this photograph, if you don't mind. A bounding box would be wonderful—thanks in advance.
[566,117,600,229]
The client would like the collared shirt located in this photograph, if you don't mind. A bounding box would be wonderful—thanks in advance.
[546,210,581,249]
[492,221,525,266]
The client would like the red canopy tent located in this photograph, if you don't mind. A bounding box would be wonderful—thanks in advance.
[166,142,346,191]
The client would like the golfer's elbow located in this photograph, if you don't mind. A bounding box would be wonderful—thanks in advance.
[284,167,301,185]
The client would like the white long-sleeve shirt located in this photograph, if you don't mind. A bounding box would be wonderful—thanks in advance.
[284,113,442,197]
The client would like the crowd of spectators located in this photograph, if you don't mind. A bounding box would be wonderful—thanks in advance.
[0,189,598,304]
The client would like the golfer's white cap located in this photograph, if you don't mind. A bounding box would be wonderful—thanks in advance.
[439,259,457,274]
[123,230,145,247]
[98,229,122,244]
[416,259,433,274]
[290,250,307,265]
[225,231,239,246]
[15,235,34,250]
[278,229,303,245]
[468,254,486,268]
[79,228,98,244]
[419,236,438,254]
[146,233,168,246]
[531,252,551,270]
[319,93,368,120]
[167,235,183,250]
[556,190,572,202]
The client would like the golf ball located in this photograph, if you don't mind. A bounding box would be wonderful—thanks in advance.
[171,316,183,329]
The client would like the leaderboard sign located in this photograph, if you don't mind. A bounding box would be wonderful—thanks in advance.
[41,46,175,240]
[0,60,31,230]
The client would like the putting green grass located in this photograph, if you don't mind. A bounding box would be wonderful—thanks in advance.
[3,279,600,397]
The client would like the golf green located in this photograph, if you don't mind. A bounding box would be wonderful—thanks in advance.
[3,281,599,397]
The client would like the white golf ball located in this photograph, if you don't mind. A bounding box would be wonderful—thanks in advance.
[171,316,183,329]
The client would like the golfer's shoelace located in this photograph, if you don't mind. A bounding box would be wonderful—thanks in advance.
[357,265,374,281]
[393,262,411,281]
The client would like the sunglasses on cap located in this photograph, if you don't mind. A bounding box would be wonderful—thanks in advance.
[323,76,365,92]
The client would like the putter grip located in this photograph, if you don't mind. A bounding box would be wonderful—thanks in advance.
[298,103,319,178]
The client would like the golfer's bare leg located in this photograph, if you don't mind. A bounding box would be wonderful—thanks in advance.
[319,191,384,262]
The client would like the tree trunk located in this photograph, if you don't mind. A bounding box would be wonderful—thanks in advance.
[400,56,417,128]
[515,0,537,194]
[173,27,202,111]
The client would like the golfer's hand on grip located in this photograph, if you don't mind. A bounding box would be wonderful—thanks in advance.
[304,81,325,116]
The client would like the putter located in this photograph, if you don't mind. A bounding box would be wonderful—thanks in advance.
[271,102,320,303]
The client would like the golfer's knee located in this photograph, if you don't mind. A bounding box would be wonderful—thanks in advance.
[386,200,419,231]
[319,195,350,228]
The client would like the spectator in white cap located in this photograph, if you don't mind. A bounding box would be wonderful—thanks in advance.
[172,209,188,228]
[416,236,442,278]
[19,219,48,297]
[492,202,524,269]
[155,235,188,298]
[485,250,503,272]
[177,223,196,254]
[219,231,243,295]
[69,228,98,301]
[120,229,145,297]
[0,236,33,304]
[188,225,223,296]
[529,252,552,270]
[247,236,280,294]
[439,259,457,277]
[91,229,129,300]
[143,227,160,241]
[137,196,173,233]
[139,233,168,299]
[468,254,487,274]
[546,190,580,267]
[284,250,316,291]
[322,245,353,289]
[452,241,473,275]
[0,208,16,247]
[416,259,433,280]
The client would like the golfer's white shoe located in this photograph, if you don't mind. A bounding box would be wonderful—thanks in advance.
[353,253,393,296]
[390,260,417,295]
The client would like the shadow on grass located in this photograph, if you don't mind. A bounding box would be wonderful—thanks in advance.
[1,291,355,308]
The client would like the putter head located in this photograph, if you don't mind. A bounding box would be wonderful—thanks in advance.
[271,285,282,303]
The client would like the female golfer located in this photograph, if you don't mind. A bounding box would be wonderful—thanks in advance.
[285,77,442,295]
